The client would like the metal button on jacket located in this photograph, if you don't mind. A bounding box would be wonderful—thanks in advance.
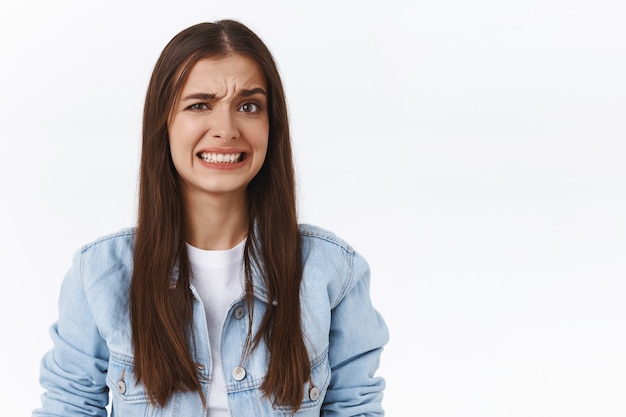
[308,386,320,401]
[232,366,246,381]
[233,306,245,320]
[116,380,127,395]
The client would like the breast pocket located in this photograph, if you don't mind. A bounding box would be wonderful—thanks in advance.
[274,348,331,415]
[107,351,155,416]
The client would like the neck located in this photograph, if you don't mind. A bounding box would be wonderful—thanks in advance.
[182,189,248,250]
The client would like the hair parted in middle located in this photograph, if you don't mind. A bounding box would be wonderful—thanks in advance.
[130,20,309,412]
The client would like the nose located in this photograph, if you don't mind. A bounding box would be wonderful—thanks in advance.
[209,107,240,142]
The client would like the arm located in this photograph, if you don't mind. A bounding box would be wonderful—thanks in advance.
[322,251,389,416]
[33,249,110,417]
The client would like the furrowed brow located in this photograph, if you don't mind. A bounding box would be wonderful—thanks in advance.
[238,88,267,97]
[181,92,216,102]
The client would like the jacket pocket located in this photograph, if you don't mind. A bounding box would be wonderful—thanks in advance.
[106,350,160,417]
[275,348,331,414]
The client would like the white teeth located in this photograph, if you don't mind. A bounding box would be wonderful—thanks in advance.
[199,152,242,163]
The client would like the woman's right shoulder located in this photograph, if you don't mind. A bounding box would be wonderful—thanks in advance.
[79,227,137,254]
[75,227,136,262]
[57,228,137,356]
[70,227,137,288]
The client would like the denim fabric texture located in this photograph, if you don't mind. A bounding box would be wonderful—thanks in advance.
[33,224,389,416]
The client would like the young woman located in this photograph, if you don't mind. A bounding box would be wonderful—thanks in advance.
[33,20,388,417]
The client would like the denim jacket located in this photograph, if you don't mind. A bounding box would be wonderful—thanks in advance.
[33,224,388,416]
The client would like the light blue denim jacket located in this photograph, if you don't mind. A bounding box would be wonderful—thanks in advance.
[33,224,388,416]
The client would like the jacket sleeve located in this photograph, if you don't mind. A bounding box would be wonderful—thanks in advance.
[33,249,110,417]
[322,250,389,416]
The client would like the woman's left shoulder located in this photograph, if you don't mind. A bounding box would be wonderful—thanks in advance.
[298,223,356,255]
[298,224,370,296]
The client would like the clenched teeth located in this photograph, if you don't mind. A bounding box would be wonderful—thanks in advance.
[198,152,242,163]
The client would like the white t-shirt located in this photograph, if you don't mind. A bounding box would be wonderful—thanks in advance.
[186,239,245,417]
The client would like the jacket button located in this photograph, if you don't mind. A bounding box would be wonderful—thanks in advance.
[232,366,246,381]
[233,306,245,320]
[308,386,320,401]
[116,380,127,395]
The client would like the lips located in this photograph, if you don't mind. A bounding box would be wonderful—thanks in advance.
[197,152,243,163]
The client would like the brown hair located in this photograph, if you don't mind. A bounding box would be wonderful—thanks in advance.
[130,20,309,411]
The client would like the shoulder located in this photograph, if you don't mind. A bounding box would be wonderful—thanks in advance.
[79,227,136,255]
[55,228,137,352]
[298,224,370,307]
[72,227,136,288]
[298,224,354,254]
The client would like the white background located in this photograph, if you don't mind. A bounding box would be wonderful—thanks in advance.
[1,1,625,416]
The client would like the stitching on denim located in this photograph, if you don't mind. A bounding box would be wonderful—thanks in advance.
[299,224,354,255]
[80,227,136,253]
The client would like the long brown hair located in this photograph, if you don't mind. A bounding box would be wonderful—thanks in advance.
[130,20,309,411]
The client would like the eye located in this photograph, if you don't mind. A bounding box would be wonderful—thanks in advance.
[238,102,260,113]
[187,103,209,111]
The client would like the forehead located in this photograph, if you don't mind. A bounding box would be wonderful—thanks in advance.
[180,54,266,92]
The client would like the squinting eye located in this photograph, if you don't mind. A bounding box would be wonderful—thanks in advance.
[189,103,209,111]
[239,103,259,113]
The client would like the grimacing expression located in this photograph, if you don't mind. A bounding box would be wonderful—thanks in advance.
[168,54,270,202]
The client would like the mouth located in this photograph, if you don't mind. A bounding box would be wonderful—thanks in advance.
[197,152,244,164]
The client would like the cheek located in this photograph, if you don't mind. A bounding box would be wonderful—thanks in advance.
[252,122,270,153]
[169,115,202,143]
[168,121,198,157]
[167,128,190,173]
[254,135,269,164]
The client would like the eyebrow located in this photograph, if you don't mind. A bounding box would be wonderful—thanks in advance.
[181,88,267,102]
[238,87,267,97]
[181,92,215,102]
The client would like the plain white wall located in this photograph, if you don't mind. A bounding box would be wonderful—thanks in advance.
[1,1,625,416]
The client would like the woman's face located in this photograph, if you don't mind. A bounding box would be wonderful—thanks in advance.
[168,54,269,203]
